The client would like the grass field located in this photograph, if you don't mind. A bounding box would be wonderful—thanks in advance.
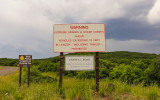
[0,52,160,99]
[0,71,160,100]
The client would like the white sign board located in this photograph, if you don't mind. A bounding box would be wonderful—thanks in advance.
[65,56,94,71]
[53,24,106,52]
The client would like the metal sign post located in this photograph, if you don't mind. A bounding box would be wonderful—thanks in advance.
[96,52,99,92]
[59,52,64,93]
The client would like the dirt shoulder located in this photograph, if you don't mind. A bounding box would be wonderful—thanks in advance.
[0,66,19,76]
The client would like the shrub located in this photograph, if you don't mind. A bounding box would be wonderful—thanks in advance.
[63,71,77,77]
[22,66,58,83]
[147,85,159,100]
[77,71,95,79]
[144,58,160,86]
[109,64,144,84]
[38,61,60,72]
[99,68,110,79]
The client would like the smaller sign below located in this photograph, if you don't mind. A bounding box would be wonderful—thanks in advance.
[65,56,94,71]
[19,55,32,67]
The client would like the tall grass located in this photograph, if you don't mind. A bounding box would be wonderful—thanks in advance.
[146,85,159,100]
[0,73,61,100]
[1,71,160,100]
[64,78,95,100]
[0,71,18,99]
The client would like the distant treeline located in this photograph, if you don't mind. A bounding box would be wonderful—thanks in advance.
[0,51,160,86]
[0,58,18,66]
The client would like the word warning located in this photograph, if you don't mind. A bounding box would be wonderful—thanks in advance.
[53,24,106,52]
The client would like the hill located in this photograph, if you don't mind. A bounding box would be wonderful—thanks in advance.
[0,51,159,86]
[0,51,158,66]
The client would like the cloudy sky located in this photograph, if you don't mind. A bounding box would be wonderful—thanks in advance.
[0,0,160,59]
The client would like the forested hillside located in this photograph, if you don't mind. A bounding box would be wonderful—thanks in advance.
[0,51,160,85]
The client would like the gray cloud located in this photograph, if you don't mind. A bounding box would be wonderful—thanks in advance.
[0,0,160,58]
[105,18,160,40]
[148,0,160,24]
[107,39,160,54]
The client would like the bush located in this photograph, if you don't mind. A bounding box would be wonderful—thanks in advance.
[131,60,148,71]
[38,61,60,72]
[109,64,144,84]
[77,71,95,79]
[63,71,77,77]
[22,66,58,83]
[99,68,110,79]
[144,58,160,86]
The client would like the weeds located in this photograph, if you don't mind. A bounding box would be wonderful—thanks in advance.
[146,85,159,100]
[0,71,160,100]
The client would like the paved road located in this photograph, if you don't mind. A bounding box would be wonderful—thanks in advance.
[0,66,19,76]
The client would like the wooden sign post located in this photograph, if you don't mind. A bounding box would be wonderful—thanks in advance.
[59,52,63,93]
[96,52,99,92]
[28,66,30,87]
[19,67,22,87]
[19,55,32,87]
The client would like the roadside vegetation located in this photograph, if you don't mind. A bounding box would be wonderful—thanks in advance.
[0,69,160,100]
[0,51,160,99]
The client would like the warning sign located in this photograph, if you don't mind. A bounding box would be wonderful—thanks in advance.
[53,24,106,52]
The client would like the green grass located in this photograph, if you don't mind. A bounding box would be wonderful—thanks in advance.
[146,85,159,100]
[0,71,160,100]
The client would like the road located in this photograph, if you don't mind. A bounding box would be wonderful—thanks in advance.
[0,66,19,76]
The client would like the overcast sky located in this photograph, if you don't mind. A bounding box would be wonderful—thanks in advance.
[0,0,160,59]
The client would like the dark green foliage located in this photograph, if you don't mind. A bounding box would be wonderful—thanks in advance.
[100,51,157,60]
[109,64,144,84]
[0,58,18,66]
[22,66,58,83]
[38,61,60,72]
[77,71,95,79]
[131,60,148,71]
[63,71,77,77]
[100,68,110,78]
[144,58,160,85]
[99,59,116,79]
[31,57,60,72]
[0,51,160,86]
